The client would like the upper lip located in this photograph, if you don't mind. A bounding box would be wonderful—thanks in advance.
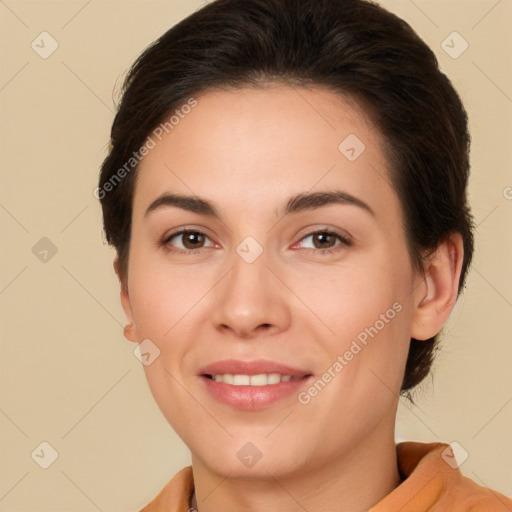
[199,359,312,377]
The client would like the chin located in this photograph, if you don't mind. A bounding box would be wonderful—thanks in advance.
[202,456,301,480]
[191,436,313,481]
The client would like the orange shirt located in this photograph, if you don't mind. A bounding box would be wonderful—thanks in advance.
[140,441,512,511]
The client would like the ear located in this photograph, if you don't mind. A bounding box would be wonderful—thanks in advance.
[114,256,138,343]
[411,232,465,341]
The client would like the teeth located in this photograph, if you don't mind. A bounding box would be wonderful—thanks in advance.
[210,373,298,386]
[233,374,250,385]
[250,374,269,386]
[267,373,281,385]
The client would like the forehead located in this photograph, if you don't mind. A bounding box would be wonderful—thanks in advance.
[133,84,398,221]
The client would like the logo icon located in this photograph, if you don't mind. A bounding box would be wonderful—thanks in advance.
[339,134,366,161]
[236,236,263,264]
[32,237,58,263]
[31,32,59,59]
[441,32,468,59]
[441,441,469,468]
[133,339,161,366]
[237,442,263,468]
[31,441,59,469]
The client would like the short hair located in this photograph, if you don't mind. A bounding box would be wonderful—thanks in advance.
[99,0,474,401]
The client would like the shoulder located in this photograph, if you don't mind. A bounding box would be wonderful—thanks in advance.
[371,441,512,511]
[139,466,194,512]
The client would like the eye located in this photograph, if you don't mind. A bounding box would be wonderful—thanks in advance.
[295,230,351,254]
[162,229,216,253]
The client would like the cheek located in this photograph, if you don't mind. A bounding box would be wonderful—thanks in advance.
[292,251,409,341]
[297,247,413,389]
[128,248,213,340]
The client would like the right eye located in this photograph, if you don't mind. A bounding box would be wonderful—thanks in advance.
[162,229,216,254]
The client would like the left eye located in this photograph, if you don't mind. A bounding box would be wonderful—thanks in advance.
[296,231,350,251]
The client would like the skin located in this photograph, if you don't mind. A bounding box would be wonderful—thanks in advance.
[118,83,463,512]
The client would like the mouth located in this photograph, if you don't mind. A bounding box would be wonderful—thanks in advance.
[198,359,314,409]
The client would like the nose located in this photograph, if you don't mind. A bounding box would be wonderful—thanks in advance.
[210,246,291,339]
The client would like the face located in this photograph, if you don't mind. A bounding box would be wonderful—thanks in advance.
[122,84,425,478]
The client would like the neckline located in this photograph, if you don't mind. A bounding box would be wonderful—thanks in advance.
[188,457,407,511]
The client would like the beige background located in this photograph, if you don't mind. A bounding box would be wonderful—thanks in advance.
[0,0,511,510]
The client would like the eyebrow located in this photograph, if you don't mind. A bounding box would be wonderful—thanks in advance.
[144,190,375,219]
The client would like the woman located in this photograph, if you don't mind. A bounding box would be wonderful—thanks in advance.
[98,0,512,510]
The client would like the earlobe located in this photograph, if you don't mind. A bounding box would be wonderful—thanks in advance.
[410,232,464,341]
[113,257,120,278]
[120,284,139,343]
[123,322,137,342]
[114,255,139,344]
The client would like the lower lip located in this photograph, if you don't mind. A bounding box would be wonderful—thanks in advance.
[200,375,313,410]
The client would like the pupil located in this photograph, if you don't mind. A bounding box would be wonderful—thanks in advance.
[185,232,203,248]
[315,233,333,248]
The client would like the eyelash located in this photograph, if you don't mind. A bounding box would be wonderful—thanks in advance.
[161,229,352,256]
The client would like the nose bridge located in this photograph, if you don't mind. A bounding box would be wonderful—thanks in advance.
[223,230,270,288]
[226,238,271,306]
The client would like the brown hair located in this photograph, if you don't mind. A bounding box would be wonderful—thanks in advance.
[98,0,474,401]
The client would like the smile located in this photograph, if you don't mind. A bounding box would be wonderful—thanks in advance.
[198,359,313,409]
[205,373,303,385]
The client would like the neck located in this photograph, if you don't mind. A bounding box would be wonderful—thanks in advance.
[190,428,401,512]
